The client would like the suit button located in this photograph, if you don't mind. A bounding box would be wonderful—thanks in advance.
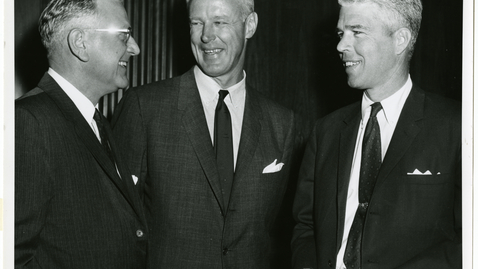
[222,247,229,255]
[136,229,144,238]
[328,260,333,267]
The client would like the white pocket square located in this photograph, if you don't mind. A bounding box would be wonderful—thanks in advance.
[132,175,139,185]
[407,169,440,175]
[262,159,284,174]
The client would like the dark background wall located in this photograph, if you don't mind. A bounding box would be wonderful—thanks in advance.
[15,0,463,267]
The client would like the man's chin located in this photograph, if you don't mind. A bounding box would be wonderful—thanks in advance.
[116,78,130,91]
[346,77,362,89]
[198,65,225,78]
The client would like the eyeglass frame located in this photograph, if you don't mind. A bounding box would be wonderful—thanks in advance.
[85,27,133,44]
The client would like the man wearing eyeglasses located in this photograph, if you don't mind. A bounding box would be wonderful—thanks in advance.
[15,0,147,268]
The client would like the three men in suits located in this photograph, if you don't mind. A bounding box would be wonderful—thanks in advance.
[15,0,148,268]
[291,0,461,268]
[111,0,296,267]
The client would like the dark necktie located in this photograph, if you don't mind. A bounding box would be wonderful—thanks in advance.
[214,90,234,209]
[93,109,116,165]
[344,102,383,269]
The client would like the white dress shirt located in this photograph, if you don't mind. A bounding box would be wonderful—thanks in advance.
[336,76,413,269]
[48,68,101,142]
[193,65,246,170]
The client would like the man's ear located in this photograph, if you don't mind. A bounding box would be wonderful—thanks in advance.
[394,27,412,56]
[245,12,258,39]
[68,28,89,62]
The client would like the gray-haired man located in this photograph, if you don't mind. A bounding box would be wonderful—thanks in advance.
[291,0,461,268]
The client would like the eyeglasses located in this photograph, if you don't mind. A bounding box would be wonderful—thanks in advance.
[89,27,132,43]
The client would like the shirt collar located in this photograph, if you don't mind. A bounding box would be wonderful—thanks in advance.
[361,75,413,124]
[194,65,246,108]
[48,68,97,122]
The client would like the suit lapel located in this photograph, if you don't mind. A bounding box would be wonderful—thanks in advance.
[374,87,423,187]
[234,87,261,179]
[103,116,148,222]
[333,88,423,251]
[336,104,361,250]
[178,70,226,212]
[38,74,138,214]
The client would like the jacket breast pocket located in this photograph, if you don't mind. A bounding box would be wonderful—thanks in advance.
[404,173,448,185]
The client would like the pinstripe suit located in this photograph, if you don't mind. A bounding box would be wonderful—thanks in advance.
[112,68,296,268]
[15,73,148,269]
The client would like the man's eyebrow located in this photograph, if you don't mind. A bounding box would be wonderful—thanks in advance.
[189,15,228,21]
[212,15,229,20]
[336,24,368,31]
[346,24,370,31]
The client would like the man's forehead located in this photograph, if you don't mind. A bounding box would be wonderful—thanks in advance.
[95,0,130,27]
[189,0,242,16]
[338,4,382,29]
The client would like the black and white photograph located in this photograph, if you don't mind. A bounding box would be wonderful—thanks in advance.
[1,0,474,268]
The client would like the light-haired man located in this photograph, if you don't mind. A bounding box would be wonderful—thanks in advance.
[15,0,147,268]
[112,0,296,268]
[291,0,461,268]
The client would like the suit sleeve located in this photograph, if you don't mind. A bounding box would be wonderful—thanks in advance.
[111,89,148,200]
[291,123,319,269]
[15,108,52,267]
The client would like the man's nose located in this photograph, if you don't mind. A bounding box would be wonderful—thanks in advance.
[127,36,141,56]
[201,23,216,43]
[336,34,351,53]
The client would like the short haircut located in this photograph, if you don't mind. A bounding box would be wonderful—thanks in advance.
[338,0,422,59]
[186,0,254,21]
[39,0,98,57]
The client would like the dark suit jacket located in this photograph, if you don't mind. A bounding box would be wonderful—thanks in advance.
[112,68,296,268]
[291,86,461,269]
[15,73,148,269]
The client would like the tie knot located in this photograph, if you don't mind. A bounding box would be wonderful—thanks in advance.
[370,102,382,118]
[93,109,102,122]
[218,90,229,102]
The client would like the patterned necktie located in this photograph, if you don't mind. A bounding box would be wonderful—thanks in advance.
[214,90,234,209]
[93,109,115,165]
[344,102,383,269]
